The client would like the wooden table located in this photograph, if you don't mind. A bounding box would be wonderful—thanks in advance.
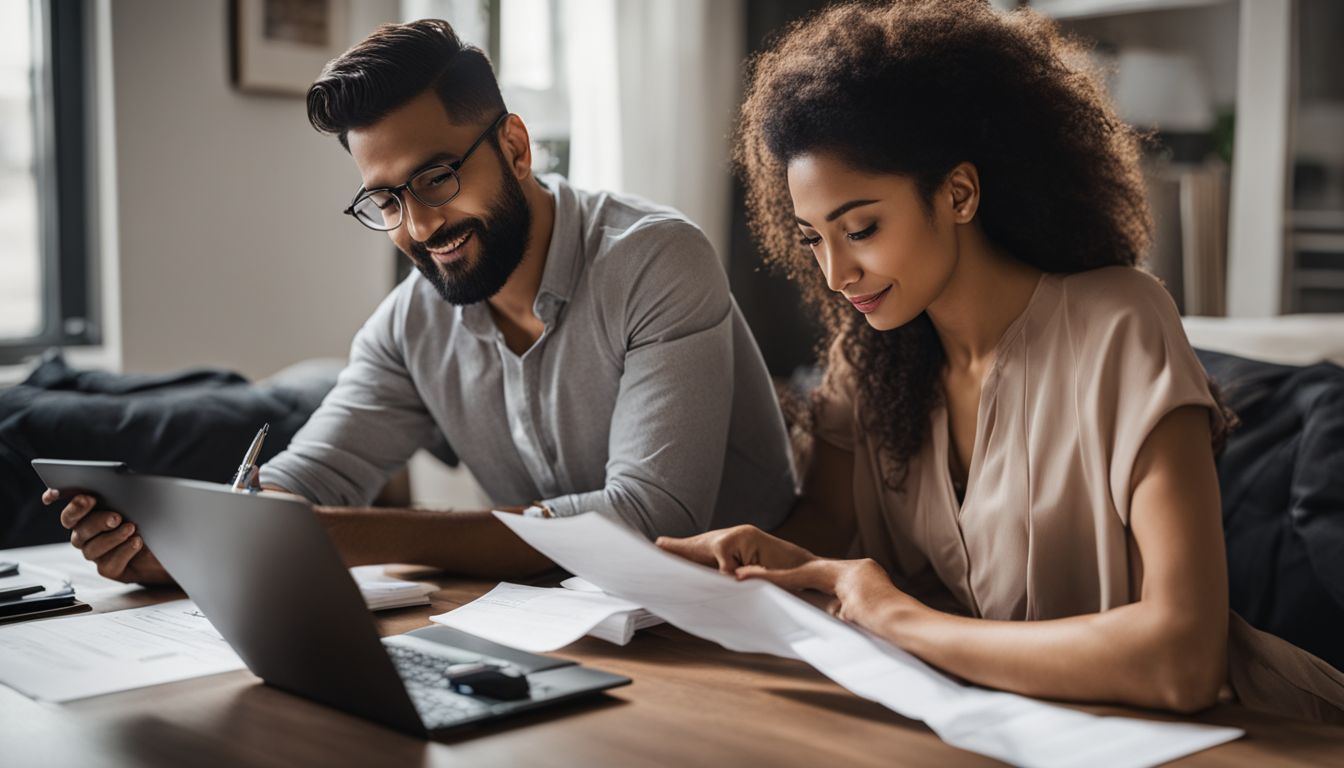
[2,572,1342,767]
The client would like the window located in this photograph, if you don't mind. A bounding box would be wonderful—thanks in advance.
[0,0,97,364]
[495,0,569,177]
[395,0,571,285]
[400,0,570,175]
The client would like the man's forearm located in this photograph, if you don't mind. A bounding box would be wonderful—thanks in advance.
[314,506,555,579]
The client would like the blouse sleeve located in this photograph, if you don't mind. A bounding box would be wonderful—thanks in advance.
[812,337,859,451]
[1072,269,1225,525]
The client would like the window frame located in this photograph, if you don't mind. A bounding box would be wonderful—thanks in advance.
[0,0,99,365]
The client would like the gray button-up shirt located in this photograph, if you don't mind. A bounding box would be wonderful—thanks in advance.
[260,175,796,538]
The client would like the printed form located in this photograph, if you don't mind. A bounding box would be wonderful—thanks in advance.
[0,600,245,702]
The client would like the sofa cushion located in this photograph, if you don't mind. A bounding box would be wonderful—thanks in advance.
[0,352,337,548]
[1199,348,1344,670]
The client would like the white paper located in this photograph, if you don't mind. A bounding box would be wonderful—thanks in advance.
[1,543,144,602]
[496,511,1244,768]
[559,576,665,644]
[559,576,603,593]
[588,608,664,645]
[430,582,648,652]
[0,599,246,702]
[350,565,436,611]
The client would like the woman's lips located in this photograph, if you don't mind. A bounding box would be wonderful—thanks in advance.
[847,286,891,314]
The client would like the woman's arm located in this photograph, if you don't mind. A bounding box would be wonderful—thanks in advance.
[656,437,857,571]
[744,405,1229,713]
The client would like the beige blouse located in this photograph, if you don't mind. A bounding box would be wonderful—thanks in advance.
[813,266,1344,724]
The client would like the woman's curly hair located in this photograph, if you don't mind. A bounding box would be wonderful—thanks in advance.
[737,0,1222,487]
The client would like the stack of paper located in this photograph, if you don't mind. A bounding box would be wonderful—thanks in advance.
[350,566,437,611]
[430,580,664,652]
[559,576,663,645]
[589,610,664,645]
[495,512,1245,768]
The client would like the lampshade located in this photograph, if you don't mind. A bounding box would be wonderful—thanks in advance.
[1111,48,1215,132]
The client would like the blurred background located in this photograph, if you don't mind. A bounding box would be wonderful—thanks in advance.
[1,0,1342,506]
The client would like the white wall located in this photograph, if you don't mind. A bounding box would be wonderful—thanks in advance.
[106,0,400,380]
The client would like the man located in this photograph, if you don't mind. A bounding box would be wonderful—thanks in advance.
[47,19,795,582]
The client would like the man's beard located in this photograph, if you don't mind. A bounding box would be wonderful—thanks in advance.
[408,159,532,306]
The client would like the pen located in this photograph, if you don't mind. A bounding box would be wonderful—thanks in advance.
[230,423,269,492]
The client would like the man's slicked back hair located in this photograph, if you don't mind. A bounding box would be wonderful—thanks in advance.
[307,19,506,150]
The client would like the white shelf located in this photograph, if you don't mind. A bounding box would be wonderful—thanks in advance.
[1030,0,1231,20]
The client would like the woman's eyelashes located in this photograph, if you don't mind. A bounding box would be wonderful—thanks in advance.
[798,222,878,247]
[846,222,878,241]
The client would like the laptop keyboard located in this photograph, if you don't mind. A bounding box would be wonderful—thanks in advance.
[383,638,524,729]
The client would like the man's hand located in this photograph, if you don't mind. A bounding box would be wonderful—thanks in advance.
[656,524,816,574]
[43,489,174,585]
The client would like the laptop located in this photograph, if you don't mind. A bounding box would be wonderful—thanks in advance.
[30,459,630,737]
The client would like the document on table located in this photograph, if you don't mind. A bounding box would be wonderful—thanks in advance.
[0,599,245,702]
[0,544,430,612]
[560,577,664,645]
[495,511,1245,768]
[430,581,661,652]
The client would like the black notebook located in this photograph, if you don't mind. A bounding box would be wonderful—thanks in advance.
[0,598,92,625]
[0,581,91,623]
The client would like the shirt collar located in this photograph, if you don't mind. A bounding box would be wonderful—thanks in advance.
[460,173,582,339]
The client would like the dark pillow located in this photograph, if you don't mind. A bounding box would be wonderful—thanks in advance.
[1198,348,1344,670]
[0,352,336,548]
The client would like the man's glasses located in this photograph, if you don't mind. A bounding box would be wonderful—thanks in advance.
[343,111,509,232]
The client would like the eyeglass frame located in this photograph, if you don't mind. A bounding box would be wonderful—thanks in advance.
[342,110,511,232]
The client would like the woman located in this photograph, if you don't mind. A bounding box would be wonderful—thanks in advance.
[658,0,1344,723]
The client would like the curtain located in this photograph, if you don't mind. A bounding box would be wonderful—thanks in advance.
[563,0,745,264]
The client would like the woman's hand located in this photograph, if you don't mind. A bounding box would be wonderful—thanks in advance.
[656,524,816,574]
[737,557,921,630]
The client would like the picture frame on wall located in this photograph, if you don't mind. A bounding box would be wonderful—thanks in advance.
[232,0,349,96]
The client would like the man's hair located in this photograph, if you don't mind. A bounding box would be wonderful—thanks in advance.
[307,19,506,150]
